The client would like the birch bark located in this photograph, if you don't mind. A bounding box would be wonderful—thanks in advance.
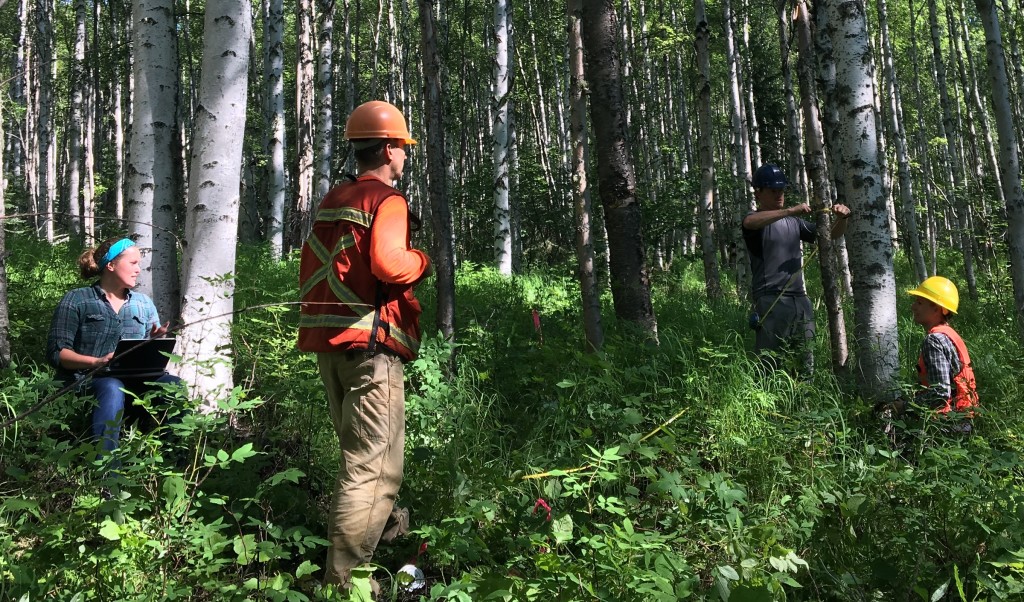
[263,0,286,257]
[314,0,333,201]
[127,0,180,322]
[877,0,927,283]
[492,0,512,274]
[795,0,848,371]
[974,0,1024,341]
[825,0,898,398]
[176,0,251,407]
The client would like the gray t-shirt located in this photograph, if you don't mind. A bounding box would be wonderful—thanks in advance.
[743,213,817,298]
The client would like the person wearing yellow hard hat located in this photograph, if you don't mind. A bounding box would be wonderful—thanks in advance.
[297,100,432,593]
[907,276,978,426]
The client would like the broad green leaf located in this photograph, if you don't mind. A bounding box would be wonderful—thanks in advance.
[295,560,318,579]
[718,564,740,581]
[98,520,121,541]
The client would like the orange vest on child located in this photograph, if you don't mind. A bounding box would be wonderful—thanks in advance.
[917,323,978,414]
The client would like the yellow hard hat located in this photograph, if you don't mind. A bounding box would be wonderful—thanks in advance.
[345,101,416,145]
[908,276,959,314]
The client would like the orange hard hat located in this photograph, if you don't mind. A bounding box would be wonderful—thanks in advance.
[345,101,416,145]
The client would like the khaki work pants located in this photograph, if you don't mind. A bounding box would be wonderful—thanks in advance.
[317,351,406,586]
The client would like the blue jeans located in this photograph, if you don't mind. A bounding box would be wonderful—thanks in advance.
[88,373,184,453]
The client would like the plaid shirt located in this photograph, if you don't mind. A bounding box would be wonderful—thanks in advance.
[46,283,161,378]
[916,331,961,409]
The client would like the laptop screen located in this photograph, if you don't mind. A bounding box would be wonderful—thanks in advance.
[102,338,176,378]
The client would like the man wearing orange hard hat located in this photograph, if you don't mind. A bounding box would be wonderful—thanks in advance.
[298,100,432,592]
[907,276,978,426]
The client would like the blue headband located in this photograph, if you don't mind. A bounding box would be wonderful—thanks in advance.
[99,239,136,269]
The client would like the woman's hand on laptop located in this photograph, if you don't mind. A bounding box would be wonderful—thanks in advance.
[150,322,170,338]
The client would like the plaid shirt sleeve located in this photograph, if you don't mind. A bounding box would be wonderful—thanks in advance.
[46,289,86,369]
[916,332,962,409]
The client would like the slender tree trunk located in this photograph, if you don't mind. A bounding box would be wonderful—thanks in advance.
[419,0,455,339]
[877,0,927,283]
[694,0,722,300]
[11,0,26,187]
[36,0,55,240]
[794,0,848,371]
[263,0,286,258]
[825,0,898,400]
[741,0,761,169]
[568,0,603,353]
[723,0,752,296]
[908,0,938,273]
[68,0,88,242]
[0,91,9,369]
[111,0,125,221]
[176,0,251,408]
[127,0,180,321]
[778,1,806,202]
[492,0,512,274]
[975,0,1024,341]
[293,0,315,247]
[314,0,333,201]
[929,0,978,300]
[582,0,658,341]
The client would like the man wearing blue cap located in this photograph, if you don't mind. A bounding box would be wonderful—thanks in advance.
[742,163,850,371]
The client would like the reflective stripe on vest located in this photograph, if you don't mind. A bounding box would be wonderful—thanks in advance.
[297,177,422,360]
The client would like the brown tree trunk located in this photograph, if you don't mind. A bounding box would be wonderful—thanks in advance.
[581,0,658,341]
[694,0,722,301]
[419,0,455,339]
[568,0,603,353]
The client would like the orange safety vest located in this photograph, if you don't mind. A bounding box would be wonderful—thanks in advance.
[297,176,422,361]
[917,323,978,414]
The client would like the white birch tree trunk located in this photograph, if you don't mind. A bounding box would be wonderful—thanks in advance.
[263,0,286,258]
[0,92,8,368]
[176,0,251,408]
[877,0,927,283]
[111,0,126,221]
[36,0,55,241]
[127,0,180,321]
[492,0,512,275]
[827,0,898,399]
[314,0,333,201]
[974,0,1024,342]
[294,0,315,246]
[929,0,978,301]
[68,0,87,241]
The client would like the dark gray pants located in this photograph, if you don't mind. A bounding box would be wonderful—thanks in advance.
[754,294,815,372]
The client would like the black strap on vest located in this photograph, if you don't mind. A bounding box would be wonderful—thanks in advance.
[366,281,386,355]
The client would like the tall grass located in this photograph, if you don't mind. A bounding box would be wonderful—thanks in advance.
[2,237,1023,600]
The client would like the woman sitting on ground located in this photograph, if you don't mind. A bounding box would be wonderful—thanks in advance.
[46,237,183,454]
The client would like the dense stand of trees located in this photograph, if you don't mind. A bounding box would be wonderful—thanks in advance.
[0,0,1022,401]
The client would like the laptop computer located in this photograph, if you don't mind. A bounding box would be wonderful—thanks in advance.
[101,338,177,379]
